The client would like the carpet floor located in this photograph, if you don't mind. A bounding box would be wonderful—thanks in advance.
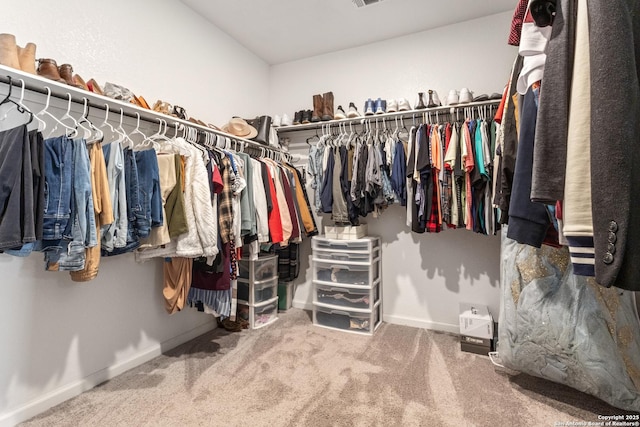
[21,309,636,427]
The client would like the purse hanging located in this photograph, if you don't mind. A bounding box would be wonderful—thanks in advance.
[247,115,272,145]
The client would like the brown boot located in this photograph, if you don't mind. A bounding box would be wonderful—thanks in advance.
[58,63,83,88]
[0,33,20,70]
[322,91,334,121]
[311,94,323,123]
[37,59,65,83]
[17,42,36,74]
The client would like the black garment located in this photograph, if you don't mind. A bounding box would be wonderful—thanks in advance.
[259,160,273,214]
[339,146,358,225]
[506,87,551,247]
[30,130,45,240]
[497,55,525,224]
[320,147,335,214]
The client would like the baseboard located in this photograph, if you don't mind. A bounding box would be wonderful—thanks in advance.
[383,314,460,334]
[0,321,215,427]
[292,300,459,334]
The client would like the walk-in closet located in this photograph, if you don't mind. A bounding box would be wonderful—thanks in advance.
[1,1,639,426]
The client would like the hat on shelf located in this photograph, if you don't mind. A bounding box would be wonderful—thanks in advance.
[221,117,258,139]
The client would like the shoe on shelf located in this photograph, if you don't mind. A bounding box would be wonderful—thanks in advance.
[281,113,293,126]
[335,105,347,120]
[446,89,459,106]
[347,102,360,118]
[293,110,303,125]
[473,94,489,102]
[415,92,427,109]
[73,74,89,91]
[321,91,334,121]
[397,98,411,111]
[87,78,104,95]
[273,115,282,127]
[364,98,375,116]
[489,92,503,100]
[311,94,322,122]
[459,88,473,104]
[17,42,36,74]
[427,90,442,108]
[387,99,398,113]
[301,109,312,124]
[58,63,84,88]
[36,58,65,83]
[374,98,386,115]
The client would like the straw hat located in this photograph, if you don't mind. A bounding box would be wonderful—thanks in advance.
[221,117,258,139]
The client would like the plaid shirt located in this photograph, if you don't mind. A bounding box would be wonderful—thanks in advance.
[218,156,233,244]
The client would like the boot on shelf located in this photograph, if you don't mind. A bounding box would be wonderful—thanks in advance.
[0,33,20,70]
[311,94,323,123]
[36,58,65,83]
[58,63,83,88]
[17,42,36,74]
[301,109,312,124]
[321,91,334,121]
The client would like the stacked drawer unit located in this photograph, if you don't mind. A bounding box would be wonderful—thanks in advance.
[312,236,382,335]
[237,254,279,329]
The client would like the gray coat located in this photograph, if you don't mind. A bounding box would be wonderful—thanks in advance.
[588,0,640,290]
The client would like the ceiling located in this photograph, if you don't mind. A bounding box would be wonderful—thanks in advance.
[180,0,516,65]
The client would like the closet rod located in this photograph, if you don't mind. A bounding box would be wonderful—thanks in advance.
[0,66,281,155]
[276,99,501,133]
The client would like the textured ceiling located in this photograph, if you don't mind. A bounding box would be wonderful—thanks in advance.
[181,0,516,65]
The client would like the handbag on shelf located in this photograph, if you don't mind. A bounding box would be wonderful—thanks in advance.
[246,115,272,145]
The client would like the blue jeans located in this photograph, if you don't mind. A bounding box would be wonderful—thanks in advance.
[103,148,141,255]
[135,148,163,238]
[42,135,73,240]
[45,139,96,271]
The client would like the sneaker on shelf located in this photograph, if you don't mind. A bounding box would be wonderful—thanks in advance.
[446,89,459,106]
[293,110,303,125]
[459,88,473,104]
[335,105,347,120]
[374,98,386,115]
[415,92,427,109]
[364,98,375,116]
[489,92,503,100]
[397,98,411,111]
[281,113,292,126]
[387,99,398,113]
[273,115,282,127]
[347,102,361,118]
[473,94,489,102]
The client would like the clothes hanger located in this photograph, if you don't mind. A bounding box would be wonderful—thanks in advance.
[0,76,33,125]
[99,103,116,135]
[116,108,134,149]
[38,89,78,138]
[130,112,152,150]
[79,98,103,143]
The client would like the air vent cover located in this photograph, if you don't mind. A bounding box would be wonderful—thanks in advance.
[352,0,383,8]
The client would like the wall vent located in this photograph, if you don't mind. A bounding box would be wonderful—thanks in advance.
[352,0,383,8]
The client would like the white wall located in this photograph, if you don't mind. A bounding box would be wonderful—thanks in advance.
[0,1,269,426]
[270,12,517,331]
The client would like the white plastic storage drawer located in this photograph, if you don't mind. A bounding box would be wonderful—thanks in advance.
[314,261,378,286]
[312,249,377,264]
[237,277,278,305]
[237,297,278,329]
[315,284,379,310]
[238,254,278,281]
[313,304,381,335]
[312,236,378,252]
